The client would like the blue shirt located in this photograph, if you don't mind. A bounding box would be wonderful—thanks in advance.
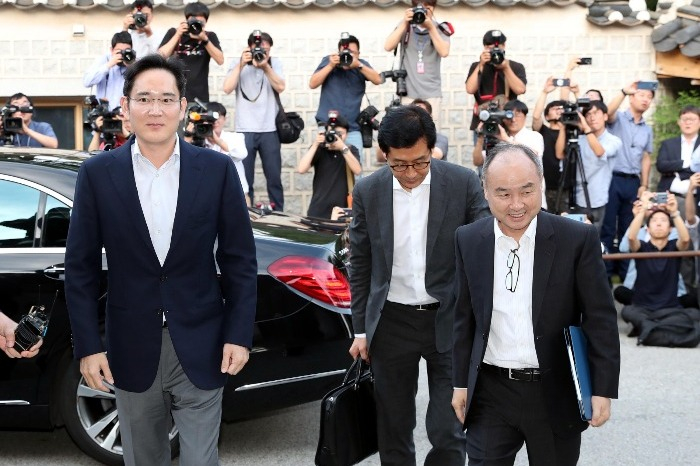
[83,52,127,111]
[314,56,373,132]
[608,109,653,174]
[575,130,622,208]
[9,120,56,147]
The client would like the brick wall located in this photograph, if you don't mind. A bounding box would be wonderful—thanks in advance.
[0,4,657,215]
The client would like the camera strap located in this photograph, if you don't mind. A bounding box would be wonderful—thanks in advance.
[239,71,266,103]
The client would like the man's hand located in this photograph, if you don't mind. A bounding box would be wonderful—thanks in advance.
[328,53,340,67]
[0,312,43,358]
[478,49,491,67]
[666,192,678,213]
[452,388,468,424]
[122,13,135,31]
[349,337,369,362]
[221,343,249,375]
[175,20,189,39]
[689,173,700,190]
[107,49,124,68]
[327,137,346,152]
[80,353,114,392]
[542,76,556,94]
[590,395,611,427]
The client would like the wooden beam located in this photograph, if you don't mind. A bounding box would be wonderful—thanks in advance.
[656,49,700,79]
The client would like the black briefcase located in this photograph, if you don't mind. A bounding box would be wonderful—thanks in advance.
[315,358,378,466]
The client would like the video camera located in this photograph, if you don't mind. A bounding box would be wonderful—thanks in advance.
[381,69,408,97]
[129,11,148,30]
[324,110,340,145]
[83,96,122,135]
[1,104,30,135]
[479,103,513,136]
[560,98,591,127]
[187,98,219,147]
[411,3,427,25]
[357,105,379,149]
[249,29,267,64]
[338,32,353,67]
[119,48,136,66]
[188,18,204,35]
[13,305,49,353]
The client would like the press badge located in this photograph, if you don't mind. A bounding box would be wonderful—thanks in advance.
[417,61,425,74]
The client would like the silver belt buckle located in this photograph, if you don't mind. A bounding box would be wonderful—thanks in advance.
[508,368,516,380]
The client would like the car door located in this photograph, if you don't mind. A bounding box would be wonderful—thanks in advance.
[0,176,72,411]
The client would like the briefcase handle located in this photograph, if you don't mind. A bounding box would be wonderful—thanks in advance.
[343,357,374,389]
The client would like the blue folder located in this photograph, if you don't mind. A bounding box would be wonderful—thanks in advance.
[564,326,593,421]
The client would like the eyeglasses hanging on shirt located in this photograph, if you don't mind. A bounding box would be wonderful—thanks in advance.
[505,247,520,293]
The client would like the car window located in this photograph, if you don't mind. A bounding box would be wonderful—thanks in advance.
[0,179,40,248]
[42,195,71,247]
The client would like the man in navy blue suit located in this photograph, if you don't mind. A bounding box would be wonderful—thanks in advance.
[65,54,257,466]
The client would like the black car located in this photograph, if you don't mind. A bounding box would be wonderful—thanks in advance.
[0,147,353,465]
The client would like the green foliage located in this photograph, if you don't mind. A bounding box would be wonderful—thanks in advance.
[653,90,700,155]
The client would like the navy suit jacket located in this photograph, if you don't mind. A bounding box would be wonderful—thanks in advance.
[453,212,620,434]
[656,136,700,193]
[65,138,257,392]
[349,159,490,352]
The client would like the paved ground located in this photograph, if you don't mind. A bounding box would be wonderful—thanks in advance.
[1,315,699,465]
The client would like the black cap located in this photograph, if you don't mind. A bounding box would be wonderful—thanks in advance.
[483,30,506,45]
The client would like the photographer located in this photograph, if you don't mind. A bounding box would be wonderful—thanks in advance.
[87,111,132,152]
[555,101,622,228]
[83,32,135,111]
[297,114,361,218]
[121,0,163,59]
[0,93,58,148]
[465,30,526,138]
[184,102,250,206]
[384,0,451,128]
[309,34,382,158]
[223,31,285,211]
[0,311,42,359]
[158,1,223,103]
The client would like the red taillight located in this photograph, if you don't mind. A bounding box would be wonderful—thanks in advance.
[268,256,351,308]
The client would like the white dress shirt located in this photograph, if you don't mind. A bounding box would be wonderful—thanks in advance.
[206,130,249,194]
[483,217,540,369]
[386,171,437,306]
[131,137,180,266]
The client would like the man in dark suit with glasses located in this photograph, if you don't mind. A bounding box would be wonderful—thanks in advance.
[451,143,620,466]
[349,105,489,465]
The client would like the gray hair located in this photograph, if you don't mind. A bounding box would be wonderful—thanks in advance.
[482,143,544,187]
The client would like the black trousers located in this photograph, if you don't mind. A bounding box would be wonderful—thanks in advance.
[465,366,581,466]
[371,301,466,466]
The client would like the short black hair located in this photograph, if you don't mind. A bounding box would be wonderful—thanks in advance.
[413,0,436,6]
[111,31,133,49]
[206,101,226,117]
[646,209,671,227]
[338,34,360,51]
[132,0,153,10]
[680,105,700,118]
[504,99,528,116]
[583,100,608,116]
[7,93,32,106]
[378,105,436,155]
[411,98,432,115]
[248,31,273,47]
[585,89,604,102]
[123,54,186,100]
[184,2,209,20]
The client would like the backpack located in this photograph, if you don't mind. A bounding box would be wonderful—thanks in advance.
[637,307,700,348]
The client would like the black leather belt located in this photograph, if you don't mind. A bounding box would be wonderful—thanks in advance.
[612,171,639,179]
[482,363,541,382]
[387,301,440,311]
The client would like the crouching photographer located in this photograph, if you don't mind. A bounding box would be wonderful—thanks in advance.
[297,112,361,218]
[85,102,131,152]
[184,101,250,205]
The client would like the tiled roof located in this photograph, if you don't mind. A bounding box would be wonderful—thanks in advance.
[1,0,668,28]
[652,1,700,58]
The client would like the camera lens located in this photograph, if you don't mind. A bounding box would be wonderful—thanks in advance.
[188,19,203,35]
[411,6,427,24]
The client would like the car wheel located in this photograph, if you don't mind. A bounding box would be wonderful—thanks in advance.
[58,357,179,465]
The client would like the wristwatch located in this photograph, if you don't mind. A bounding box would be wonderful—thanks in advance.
[341,146,350,155]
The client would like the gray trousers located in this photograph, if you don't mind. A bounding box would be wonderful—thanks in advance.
[115,329,223,466]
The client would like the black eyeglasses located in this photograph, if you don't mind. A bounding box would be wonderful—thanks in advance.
[388,160,431,172]
[505,248,520,293]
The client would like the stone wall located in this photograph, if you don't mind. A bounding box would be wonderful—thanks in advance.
[0,5,657,214]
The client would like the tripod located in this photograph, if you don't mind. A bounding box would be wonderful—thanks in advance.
[555,126,592,216]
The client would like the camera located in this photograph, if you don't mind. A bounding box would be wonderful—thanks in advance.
[1,104,28,138]
[478,103,513,136]
[489,47,505,66]
[249,29,267,64]
[130,11,148,30]
[411,3,427,25]
[13,305,49,353]
[186,99,219,146]
[652,192,668,204]
[338,32,353,67]
[83,96,122,136]
[381,69,408,97]
[324,110,340,144]
[188,18,204,35]
[560,98,591,126]
[118,48,136,65]
[357,105,379,148]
